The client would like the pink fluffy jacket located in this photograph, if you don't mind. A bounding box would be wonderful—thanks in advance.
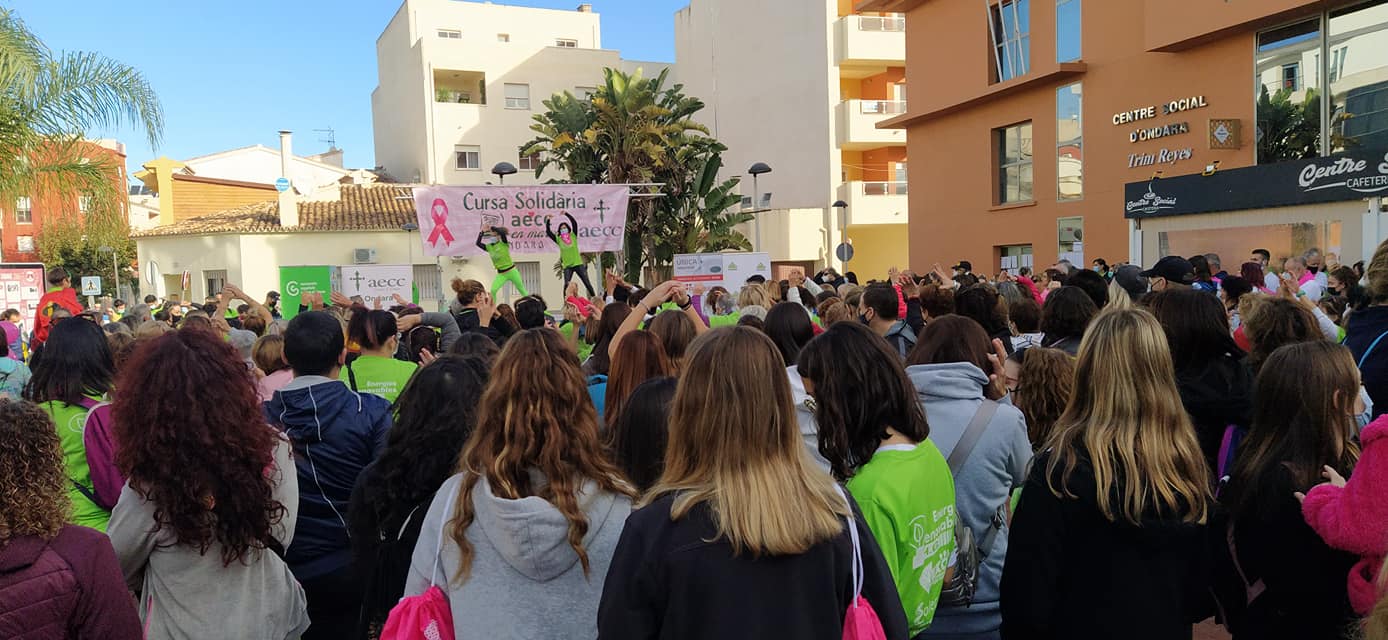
[1302,415,1388,615]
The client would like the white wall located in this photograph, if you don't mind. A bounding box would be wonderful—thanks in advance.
[674,0,839,213]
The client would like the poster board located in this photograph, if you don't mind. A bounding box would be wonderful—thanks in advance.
[0,264,45,324]
[673,252,772,291]
[278,266,334,320]
[335,265,412,308]
[412,185,632,256]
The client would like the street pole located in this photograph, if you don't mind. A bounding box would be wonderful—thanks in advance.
[753,173,761,252]
[112,251,120,300]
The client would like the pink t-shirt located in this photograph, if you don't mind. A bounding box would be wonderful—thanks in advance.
[257,368,294,402]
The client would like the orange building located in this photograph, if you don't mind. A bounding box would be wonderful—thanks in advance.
[0,139,128,263]
[869,0,1388,273]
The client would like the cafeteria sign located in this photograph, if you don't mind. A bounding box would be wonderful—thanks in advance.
[412,184,631,257]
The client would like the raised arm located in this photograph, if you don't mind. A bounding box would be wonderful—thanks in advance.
[672,284,708,335]
[545,216,558,243]
[476,230,487,252]
[610,282,675,358]
[228,284,272,326]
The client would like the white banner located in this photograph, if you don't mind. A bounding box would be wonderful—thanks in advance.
[413,184,631,257]
[336,265,411,308]
[673,252,771,291]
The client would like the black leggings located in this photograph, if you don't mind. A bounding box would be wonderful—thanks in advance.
[564,265,596,297]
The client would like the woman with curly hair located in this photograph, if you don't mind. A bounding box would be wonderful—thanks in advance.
[1009,347,1075,450]
[106,329,309,639]
[0,400,142,639]
[404,329,636,638]
[348,355,489,638]
[24,317,119,531]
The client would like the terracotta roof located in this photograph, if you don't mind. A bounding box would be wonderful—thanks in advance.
[134,184,418,238]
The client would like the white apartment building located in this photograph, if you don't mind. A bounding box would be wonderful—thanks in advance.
[373,0,667,187]
[674,0,909,280]
[372,0,667,305]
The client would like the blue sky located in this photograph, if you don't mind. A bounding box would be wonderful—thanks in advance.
[9,0,685,179]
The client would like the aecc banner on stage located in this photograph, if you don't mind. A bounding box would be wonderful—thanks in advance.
[412,185,630,257]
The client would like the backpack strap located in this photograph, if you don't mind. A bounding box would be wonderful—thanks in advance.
[947,400,999,475]
[1358,329,1388,368]
[346,361,359,392]
[430,487,460,588]
[1226,521,1267,606]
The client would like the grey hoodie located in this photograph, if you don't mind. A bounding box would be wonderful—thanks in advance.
[405,471,633,639]
[906,361,1032,636]
[787,365,832,472]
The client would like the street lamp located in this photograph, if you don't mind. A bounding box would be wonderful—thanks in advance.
[491,162,517,185]
[832,200,849,270]
[402,222,420,305]
[748,162,772,252]
[98,245,119,300]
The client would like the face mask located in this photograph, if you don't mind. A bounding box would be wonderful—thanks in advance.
[859,313,870,326]
[1356,388,1374,431]
[1309,265,1321,274]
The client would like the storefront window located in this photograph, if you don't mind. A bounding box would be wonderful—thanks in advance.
[1158,222,1341,271]
[1256,19,1323,163]
[1056,0,1080,62]
[1329,0,1388,154]
[1057,83,1082,201]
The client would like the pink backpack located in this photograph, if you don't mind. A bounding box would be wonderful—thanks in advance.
[380,489,459,640]
[837,486,888,640]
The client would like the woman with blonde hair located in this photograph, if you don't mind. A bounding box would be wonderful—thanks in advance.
[404,328,635,638]
[598,326,908,639]
[1001,308,1211,639]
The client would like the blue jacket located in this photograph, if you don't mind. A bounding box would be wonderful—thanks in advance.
[1346,305,1388,420]
[266,375,392,580]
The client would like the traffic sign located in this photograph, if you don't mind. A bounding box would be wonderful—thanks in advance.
[80,276,102,296]
[275,177,291,193]
[835,242,855,262]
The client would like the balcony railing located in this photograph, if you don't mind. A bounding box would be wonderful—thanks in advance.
[858,15,906,31]
[862,181,908,196]
[859,100,907,114]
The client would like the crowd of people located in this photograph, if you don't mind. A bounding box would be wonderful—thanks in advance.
[1,240,1387,640]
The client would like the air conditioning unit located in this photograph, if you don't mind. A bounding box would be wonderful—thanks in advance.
[1059,228,1083,243]
[353,248,378,264]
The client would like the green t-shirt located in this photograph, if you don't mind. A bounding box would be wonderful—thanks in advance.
[557,233,581,268]
[708,311,741,328]
[559,322,594,362]
[347,355,418,403]
[484,239,514,271]
[847,441,957,636]
[40,398,110,532]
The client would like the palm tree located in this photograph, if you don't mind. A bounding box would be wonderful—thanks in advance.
[0,8,161,289]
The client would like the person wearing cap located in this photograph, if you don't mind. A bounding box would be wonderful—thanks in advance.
[953,260,973,277]
[1113,264,1148,301]
[1141,256,1195,293]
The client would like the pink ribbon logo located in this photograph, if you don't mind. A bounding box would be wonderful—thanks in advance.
[427,199,455,246]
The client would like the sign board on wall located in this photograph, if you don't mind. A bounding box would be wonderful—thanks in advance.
[336,264,412,308]
[412,185,632,257]
[278,266,334,320]
[0,264,45,323]
[1124,148,1388,219]
[673,253,772,291]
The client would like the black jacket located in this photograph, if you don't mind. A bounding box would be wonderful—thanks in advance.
[1346,305,1388,419]
[1001,450,1209,640]
[347,462,435,639]
[1219,465,1357,640]
[597,493,909,640]
[1175,354,1254,479]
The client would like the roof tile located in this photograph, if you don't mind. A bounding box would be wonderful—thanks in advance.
[134,184,418,238]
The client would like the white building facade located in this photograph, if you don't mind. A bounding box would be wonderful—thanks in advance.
[674,0,910,280]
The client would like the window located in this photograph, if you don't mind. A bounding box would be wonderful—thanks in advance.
[454,145,480,170]
[555,38,578,48]
[519,152,540,171]
[1057,217,1084,265]
[204,270,227,299]
[497,33,510,42]
[16,236,34,253]
[1057,83,1083,201]
[575,86,598,100]
[996,122,1033,204]
[515,262,542,300]
[503,83,531,109]
[1256,19,1322,163]
[990,0,1031,82]
[1330,0,1388,154]
[437,29,461,39]
[1056,0,1080,62]
[15,196,31,224]
[78,194,91,212]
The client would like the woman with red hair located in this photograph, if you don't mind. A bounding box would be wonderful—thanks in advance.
[106,329,309,638]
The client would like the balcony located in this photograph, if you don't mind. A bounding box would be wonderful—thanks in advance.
[836,100,908,149]
[836,14,906,76]
[837,181,908,226]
